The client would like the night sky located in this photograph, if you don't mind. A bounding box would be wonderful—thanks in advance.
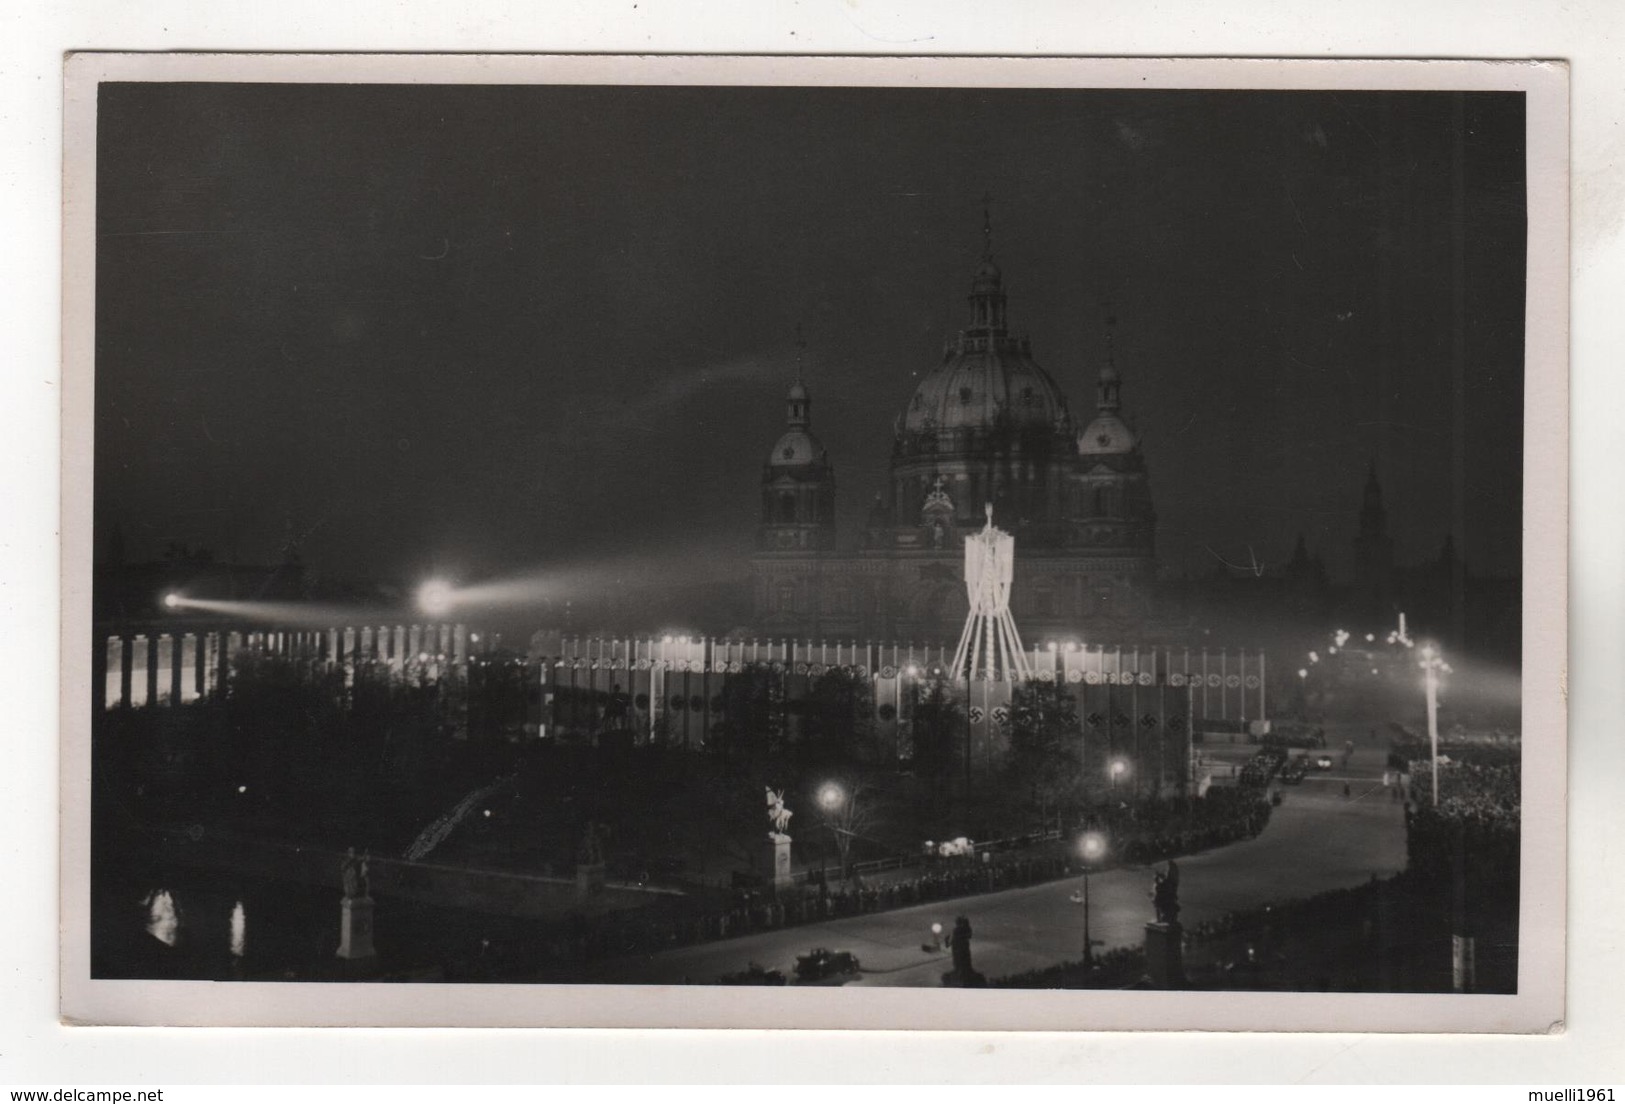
[94,83,1526,595]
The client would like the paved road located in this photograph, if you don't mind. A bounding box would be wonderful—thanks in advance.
[584,752,1408,986]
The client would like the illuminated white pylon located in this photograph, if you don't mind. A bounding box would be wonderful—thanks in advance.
[950,503,1033,682]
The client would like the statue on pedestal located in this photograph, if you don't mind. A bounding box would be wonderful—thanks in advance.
[1151,859,1181,925]
[950,915,974,976]
[341,847,370,900]
[942,914,986,987]
[336,847,377,964]
[763,788,794,889]
[765,787,793,842]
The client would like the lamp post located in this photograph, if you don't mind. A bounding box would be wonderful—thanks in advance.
[818,781,851,881]
[1070,831,1107,965]
[1109,757,1128,793]
[1418,645,1452,808]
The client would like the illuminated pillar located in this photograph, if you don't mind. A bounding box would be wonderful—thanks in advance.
[392,626,406,671]
[180,633,200,703]
[128,636,149,707]
[104,636,124,710]
[408,624,423,661]
[154,633,175,705]
[438,623,452,658]
[360,626,375,663]
[453,624,468,665]
[204,633,221,697]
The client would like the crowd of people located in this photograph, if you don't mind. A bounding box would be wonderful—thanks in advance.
[1237,747,1289,788]
[1403,760,1521,881]
[1089,790,1274,864]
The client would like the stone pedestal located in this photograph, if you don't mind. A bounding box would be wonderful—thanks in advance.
[1144,921,1185,988]
[576,861,607,901]
[336,895,376,961]
[765,836,793,890]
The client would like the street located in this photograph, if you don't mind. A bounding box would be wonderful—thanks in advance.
[584,741,1408,986]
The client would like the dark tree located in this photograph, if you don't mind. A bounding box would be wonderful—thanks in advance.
[1005,681,1084,829]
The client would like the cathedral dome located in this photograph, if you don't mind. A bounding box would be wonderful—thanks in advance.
[901,227,1070,437]
[1077,412,1137,455]
[768,428,826,468]
[904,347,1069,434]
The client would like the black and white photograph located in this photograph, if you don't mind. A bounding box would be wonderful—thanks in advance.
[59,54,1567,1032]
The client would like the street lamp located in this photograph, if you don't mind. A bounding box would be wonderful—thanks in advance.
[1070,831,1107,965]
[1419,644,1452,807]
[818,782,852,881]
[161,592,181,610]
[1109,757,1129,791]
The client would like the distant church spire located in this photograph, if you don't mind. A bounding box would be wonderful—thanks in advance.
[981,191,994,259]
[786,325,810,429]
[1097,301,1122,414]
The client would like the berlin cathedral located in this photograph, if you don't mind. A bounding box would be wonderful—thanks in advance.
[751,222,1160,646]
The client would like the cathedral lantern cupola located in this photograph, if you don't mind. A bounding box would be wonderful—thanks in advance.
[967,199,1009,333]
[758,330,837,552]
[1077,360,1138,458]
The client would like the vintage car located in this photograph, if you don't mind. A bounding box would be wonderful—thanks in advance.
[716,962,787,986]
[793,947,862,983]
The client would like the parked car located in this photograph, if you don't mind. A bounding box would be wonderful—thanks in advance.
[794,947,862,983]
[1315,755,1334,770]
[717,962,787,986]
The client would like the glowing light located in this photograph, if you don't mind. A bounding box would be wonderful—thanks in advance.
[1328,646,1338,655]
[662,635,674,644]
[1366,633,1375,642]
[237,785,247,794]
[417,579,455,617]
[1109,758,1129,778]
[1046,641,1058,651]
[1079,832,1106,861]
[162,592,181,610]
[906,665,920,677]
[818,782,844,810]
[483,809,491,818]
[931,922,943,935]
[229,900,246,958]
[1371,668,1380,675]
[1308,651,1319,663]
[1297,668,1308,679]
[470,633,480,643]
[1065,641,1079,652]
